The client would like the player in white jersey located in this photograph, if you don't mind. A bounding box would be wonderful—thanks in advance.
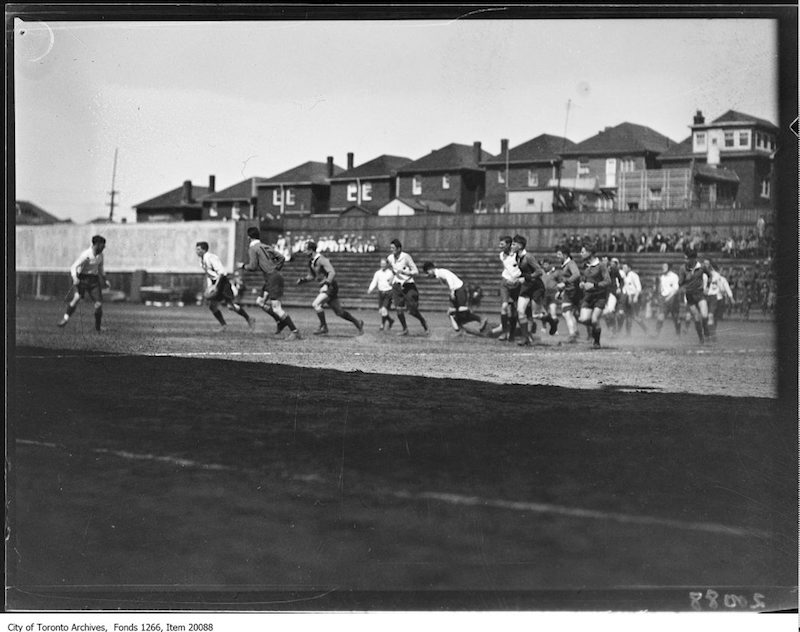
[367,258,396,331]
[422,262,488,335]
[387,239,429,336]
[493,235,522,341]
[196,241,255,331]
[702,258,734,342]
[619,262,649,336]
[58,235,110,331]
[654,262,681,337]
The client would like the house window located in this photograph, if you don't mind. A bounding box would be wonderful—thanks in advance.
[619,159,635,173]
[724,131,735,148]
[577,160,590,176]
[412,176,422,195]
[231,203,241,221]
[497,171,505,184]
[272,189,282,206]
[442,174,450,190]
[361,182,372,201]
[346,183,358,202]
[285,189,295,206]
[695,132,707,149]
[527,170,538,187]
[738,131,750,148]
[648,187,662,201]
[761,178,771,199]
[209,204,218,218]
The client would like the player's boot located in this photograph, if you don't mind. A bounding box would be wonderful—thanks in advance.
[356,320,365,335]
[397,328,409,337]
[285,330,302,341]
[57,316,69,328]
[313,326,329,335]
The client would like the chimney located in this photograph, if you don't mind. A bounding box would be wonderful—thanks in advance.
[500,138,509,156]
[182,180,192,204]
[693,110,705,125]
[327,156,334,178]
[347,152,354,170]
[473,141,482,164]
[208,175,216,193]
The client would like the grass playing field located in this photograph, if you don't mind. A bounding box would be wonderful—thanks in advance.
[6,299,797,612]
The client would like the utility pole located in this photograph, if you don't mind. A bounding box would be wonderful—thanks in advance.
[107,148,119,222]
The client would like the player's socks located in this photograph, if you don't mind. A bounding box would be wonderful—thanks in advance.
[281,316,298,333]
[94,308,103,331]
[397,312,408,331]
[212,310,226,325]
[694,321,704,342]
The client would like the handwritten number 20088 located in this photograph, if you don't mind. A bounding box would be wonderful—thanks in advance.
[689,589,766,611]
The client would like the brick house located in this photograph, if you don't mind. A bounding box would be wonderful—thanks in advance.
[394,142,491,214]
[329,153,412,215]
[133,176,216,222]
[254,157,343,218]
[559,123,676,210]
[657,110,778,209]
[480,134,577,213]
[201,177,268,221]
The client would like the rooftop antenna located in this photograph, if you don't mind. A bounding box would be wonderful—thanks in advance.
[107,148,119,222]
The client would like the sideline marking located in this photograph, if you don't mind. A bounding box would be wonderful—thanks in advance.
[18,439,767,539]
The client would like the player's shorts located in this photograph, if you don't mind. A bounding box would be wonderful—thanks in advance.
[377,290,393,310]
[581,288,609,311]
[543,287,558,306]
[261,271,285,301]
[393,282,420,311]
[74,274,103,302]
[659,294,680,316]
[520,279,545,303]
[208,275,236,303]
[706,294,719,314]
[499,280,521,305]
[450,286,469,310]
[560,285,582,309]
[684,290,706,307]
[319,279,340,301]
[601,291,618,315]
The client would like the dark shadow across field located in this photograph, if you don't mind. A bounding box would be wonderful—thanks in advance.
[7,347,797,611]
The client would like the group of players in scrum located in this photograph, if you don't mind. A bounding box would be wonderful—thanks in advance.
[57,228,734,347]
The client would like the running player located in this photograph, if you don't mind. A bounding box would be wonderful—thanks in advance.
[421,262,488,335]
[57,234,110,332]
[510,234,545,347]
[577,246,611,348]
[654,262,681,337]
[555,246,582,343]
[678,249,710,344]
[495,235,522,341]
[367,258,396,331]
[387,239,429,336]
[196,241,255,331]
[296,240,364,336]
[702,258,734,342]
[619,262,648,336]
[539,257,560,336]
[241,226,301,340]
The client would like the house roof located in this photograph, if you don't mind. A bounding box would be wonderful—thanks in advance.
[394,197,456,213]
[260,161,344,186]
[657,135,694,161]
[563,122,675,156]
[706,110,778,131]
[331,155,413,180]
[694,164,741,183]
[204,177,268,201]
[134,183,210,209]
[397,143,492,173]
[483,134,577,165]
[16,200,68,224]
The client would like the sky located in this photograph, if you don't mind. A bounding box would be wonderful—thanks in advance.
[12,15,781,224]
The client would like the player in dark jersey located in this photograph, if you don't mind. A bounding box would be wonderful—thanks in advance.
[510,234,545,347]
[297,240,364,336]
[555,246,583,343]
[678,249,710,344]
[577,246,611,348]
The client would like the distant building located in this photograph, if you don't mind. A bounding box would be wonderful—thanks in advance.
[16,200,69,225]
[658,110,777,209]
[394,142,491,214]
[255,157,343,218]
[329,153,412,214]
[202,177,267,221]
[481,134,577,213]
[133,175,216,222]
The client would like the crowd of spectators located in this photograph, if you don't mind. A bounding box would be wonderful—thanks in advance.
[278,232,379,260]
[554,224,774,259]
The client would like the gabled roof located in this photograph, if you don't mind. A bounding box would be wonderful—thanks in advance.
[260,161,343,186]
[134,183,210,209]
[16,200,68,224]
[657,135,694,161]
[395,197,456,213]
[331,155,413,181]
[397,143,492,173]
[483,134,577,165]
[694,164,741,183]
[708,110,778,131]
[563,122,675,156]
[204,177,268,201]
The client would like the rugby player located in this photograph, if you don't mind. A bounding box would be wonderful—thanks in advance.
[510,234,545,347]
[367,258,396,331]
[57,234,110,332]
[387,239,429,336]
[421,262,488,335]
[678,249,711,344]
[555,246,582,343]
[577,246,612,349]
[196,241,255,332]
